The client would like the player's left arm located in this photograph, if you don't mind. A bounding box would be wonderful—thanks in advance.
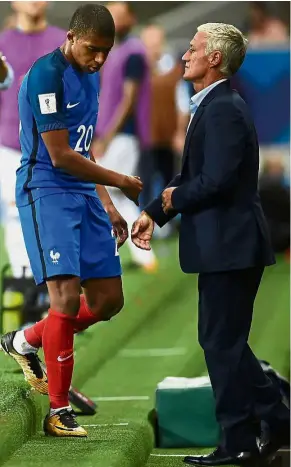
[90,152,128,248]
[94,53,146,152]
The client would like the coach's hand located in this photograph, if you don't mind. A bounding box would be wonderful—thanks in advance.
[131,212,154,251]
[107,206,128,248]
[162,187,177,214]
[120,175,143,206]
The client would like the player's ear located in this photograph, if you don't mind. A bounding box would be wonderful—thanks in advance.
[67,31,75,44]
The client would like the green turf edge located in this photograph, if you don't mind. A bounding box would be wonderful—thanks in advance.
[110,421,154,467]
[0,385,44,465]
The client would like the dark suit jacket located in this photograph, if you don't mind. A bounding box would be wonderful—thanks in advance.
[145,80,275,273]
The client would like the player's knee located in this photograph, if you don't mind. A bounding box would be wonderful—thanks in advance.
[50,292,80,317]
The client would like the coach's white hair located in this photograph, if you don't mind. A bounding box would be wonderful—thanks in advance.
[197,23,248,77]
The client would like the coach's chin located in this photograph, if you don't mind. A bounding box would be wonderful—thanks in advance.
[132,22,290,467]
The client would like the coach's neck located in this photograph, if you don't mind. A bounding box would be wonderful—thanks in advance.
[193,69,227,93]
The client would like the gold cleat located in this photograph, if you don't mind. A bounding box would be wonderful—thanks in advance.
[44,409,87,437]
[0,331,48,395]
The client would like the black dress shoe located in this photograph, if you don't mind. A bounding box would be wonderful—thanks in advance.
[260,425,290,461]
[183,446,263,466]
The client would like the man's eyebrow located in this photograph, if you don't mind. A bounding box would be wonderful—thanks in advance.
[87,45,111,51]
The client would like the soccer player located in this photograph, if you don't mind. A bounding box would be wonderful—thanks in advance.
[0,4,142,438]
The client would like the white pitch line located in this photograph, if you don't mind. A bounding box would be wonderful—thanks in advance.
[92,396,150,401]
[82,423,129,428]
[119,348,187,357]
[150,454,190,457]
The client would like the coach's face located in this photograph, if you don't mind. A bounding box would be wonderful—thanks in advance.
[69,32,114,74]
[182,31,221,84]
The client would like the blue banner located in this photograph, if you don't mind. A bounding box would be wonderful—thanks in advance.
[232,47,290,145]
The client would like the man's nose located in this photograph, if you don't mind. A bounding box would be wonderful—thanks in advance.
[94,52,106,65]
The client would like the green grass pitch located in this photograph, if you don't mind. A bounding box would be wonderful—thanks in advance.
[0,231,289,467]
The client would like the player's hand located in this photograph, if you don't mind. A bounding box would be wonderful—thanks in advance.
[161,187,177,214]
[120,175,143,206]
[131,211,154,250]
[107,206,128,248]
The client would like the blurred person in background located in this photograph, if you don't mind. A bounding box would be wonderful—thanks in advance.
[247,2,289,45]
[0,53,14,89]
[93,1,157,272]
[0,1,65,278]
[259,156,290,253]
[140,24,190,224]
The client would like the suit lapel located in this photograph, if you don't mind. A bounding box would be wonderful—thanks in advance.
[181,105,205,169]
[181,80,231,170]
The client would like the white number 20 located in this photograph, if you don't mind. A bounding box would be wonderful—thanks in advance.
[74,124,94,152]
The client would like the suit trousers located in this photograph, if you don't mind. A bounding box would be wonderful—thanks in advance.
[198,267,289,451]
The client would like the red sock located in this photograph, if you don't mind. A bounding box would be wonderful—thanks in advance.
[43,309,75,409]
[24,295,101,348]
[74,294,101,332]
[24,319,46,348]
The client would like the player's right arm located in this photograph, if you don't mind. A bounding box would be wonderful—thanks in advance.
[27,61,142,205]
[41,129,142,204]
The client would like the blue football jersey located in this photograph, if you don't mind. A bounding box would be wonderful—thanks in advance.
[16,48,99,207]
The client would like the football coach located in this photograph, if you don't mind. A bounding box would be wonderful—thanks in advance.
[131,22,290,466]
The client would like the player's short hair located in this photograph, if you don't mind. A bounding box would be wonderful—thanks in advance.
[69,4,115,39]
[197,23,248,77]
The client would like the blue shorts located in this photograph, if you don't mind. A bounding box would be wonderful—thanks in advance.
[18,193,122,285]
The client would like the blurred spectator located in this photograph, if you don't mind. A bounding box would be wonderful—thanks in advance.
[247,2,289,45]
[259,156,290,253]
[2,13,17,30]
[94,1,158,272]
[139,24,189,214]
[0,1,65,278]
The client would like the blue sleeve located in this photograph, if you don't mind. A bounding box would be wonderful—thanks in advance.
[124,54,146,81]
[144,174,181,227]
[27,59,67,134]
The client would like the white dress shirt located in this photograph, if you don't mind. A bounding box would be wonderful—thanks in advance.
[187,78,227,131]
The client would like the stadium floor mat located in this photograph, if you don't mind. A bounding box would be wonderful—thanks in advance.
[0,236,289,467]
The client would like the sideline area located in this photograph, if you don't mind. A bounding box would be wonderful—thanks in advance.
[0,236,289,467]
